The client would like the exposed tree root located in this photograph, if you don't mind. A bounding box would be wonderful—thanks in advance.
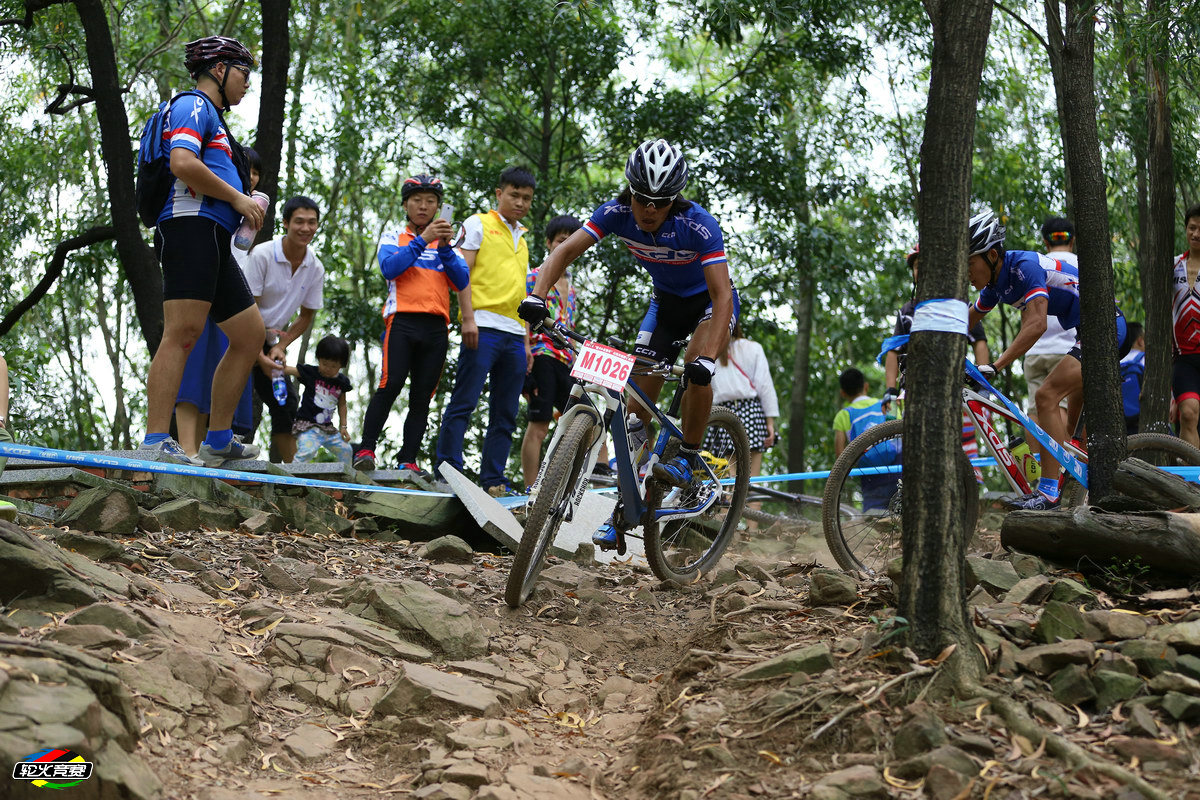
[962,680,1171,800]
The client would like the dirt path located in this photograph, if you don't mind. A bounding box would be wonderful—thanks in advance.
[4,512,1197,800]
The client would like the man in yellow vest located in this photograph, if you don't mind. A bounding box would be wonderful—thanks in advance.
[436,166,535,494]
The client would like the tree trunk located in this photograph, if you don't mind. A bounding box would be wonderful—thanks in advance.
[73,0,164,350]
[1139,0,1175,435]
[900,0,992,673]
[283,0,320,199]
[788,166,812,476]
[253,0,291,243]
[1043,1,1074,219]
[1047,0,1124,500]
[788,265,812,475]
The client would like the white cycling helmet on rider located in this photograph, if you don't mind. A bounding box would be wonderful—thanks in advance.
[625,139,689,201]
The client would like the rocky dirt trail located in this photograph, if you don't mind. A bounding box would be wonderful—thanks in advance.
[1,504,1199,800]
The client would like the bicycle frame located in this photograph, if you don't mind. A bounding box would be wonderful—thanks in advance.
[962,360,1089,491]
[529,322,721,537]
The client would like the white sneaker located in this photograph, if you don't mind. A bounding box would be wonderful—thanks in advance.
[139,436,202,466]
[196,439,261,467]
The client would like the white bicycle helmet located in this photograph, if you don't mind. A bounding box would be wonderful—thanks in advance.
[968,210,1006,256]
[625,139,688,199]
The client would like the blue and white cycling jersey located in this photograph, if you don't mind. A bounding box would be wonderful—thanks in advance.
[975,250,1083,331]
[582,200,728,297]
[158,92,243,232]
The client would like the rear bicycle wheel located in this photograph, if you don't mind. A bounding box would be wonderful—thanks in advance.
[644,406,750,583]
[504,414,597,608]
[1060,433,1200,507]
[822,418,979,576]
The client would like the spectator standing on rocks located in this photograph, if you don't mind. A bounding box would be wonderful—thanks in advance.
[353,175,471,478]
[139,35,265,468]
[435,166,536,495]
[244,195,326,463]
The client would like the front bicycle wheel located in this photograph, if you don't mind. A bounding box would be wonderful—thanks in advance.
[504,413,597,608]
[822,418,979,576]
[1060,433,1200,508]
[644,406,750,583]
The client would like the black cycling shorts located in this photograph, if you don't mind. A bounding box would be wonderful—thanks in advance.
[633,284,741,364]
[1173,353,1200,404]
[527,354,573,422]
[155,216,255,323]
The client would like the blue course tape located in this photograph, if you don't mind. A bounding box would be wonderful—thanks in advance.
[0,441,458,499]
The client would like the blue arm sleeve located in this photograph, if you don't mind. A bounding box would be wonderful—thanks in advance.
[440,245,470,291]
[379,235,427,280]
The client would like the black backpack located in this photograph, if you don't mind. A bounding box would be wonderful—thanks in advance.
[134,90,252,229]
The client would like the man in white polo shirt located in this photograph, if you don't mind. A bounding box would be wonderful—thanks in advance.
[243,195,325,462]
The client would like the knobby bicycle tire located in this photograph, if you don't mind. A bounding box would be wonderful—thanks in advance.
[822,418,979,576]
[1059,433,1200,508]
[504,413,597,607]
[643,406,750,583]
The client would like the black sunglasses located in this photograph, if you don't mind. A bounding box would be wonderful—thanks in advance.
[225,62,252,80]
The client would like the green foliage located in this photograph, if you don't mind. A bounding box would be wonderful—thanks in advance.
[0,0,1194,482]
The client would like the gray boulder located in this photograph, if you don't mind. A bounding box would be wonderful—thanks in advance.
[57,486,140,536]
[341,579,487,658]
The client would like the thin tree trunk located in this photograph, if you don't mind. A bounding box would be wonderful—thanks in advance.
[73,0,165,350]
[253,0,291,243]
[94,271,130,449]
[788,235,813,476]
[1043,2,1074,219]
[283,0,319,199]
[901,0,993,674]
[1140,0,1175,435]
[1048,0,1124,499]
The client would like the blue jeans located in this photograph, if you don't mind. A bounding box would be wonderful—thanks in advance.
[436,328,526,488]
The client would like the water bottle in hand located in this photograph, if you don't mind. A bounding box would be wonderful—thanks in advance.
[233,191,270,250]
[271,361,288,406]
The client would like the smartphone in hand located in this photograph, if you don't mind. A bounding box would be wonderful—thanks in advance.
[439,204,455,222]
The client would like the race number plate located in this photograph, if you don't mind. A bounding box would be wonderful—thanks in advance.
[570,340,635,392]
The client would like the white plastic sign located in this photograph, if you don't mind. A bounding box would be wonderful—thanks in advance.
[570,340,635,391]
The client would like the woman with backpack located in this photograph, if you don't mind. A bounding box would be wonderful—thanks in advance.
[138,35,266,468]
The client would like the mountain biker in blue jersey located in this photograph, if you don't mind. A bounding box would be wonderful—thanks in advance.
[519,139,739,549]
[966,210,1129,510]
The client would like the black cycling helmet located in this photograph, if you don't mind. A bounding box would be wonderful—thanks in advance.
[185,36,255,112]
[184,36,255,77]
[401,174,444,202]
[625,139,688,200]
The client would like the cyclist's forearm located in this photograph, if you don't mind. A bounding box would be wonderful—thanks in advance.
[996,316,1046,370]
[532,229,593,296]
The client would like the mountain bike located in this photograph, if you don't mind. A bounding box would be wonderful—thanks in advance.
[504,321,750,607]
[823,357,1200,576]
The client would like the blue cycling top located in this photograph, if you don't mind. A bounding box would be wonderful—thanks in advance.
[582,199,728,297]
[158,92,244,232]
[974,250,1087,331]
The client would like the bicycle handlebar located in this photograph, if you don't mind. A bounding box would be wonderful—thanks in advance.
[537,320,685,378]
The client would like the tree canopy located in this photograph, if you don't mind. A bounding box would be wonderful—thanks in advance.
[0,0,1196,474]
